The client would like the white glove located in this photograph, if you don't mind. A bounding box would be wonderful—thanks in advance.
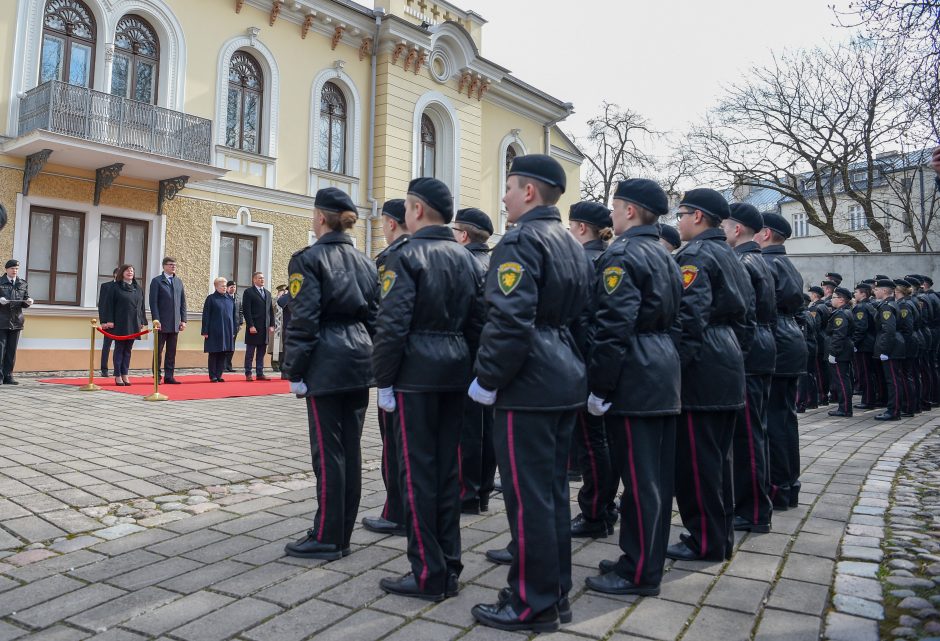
[289,380,307,396]
[880,354,889,361]
[587,393,612,416]
[0,297,7,305]
[828,355,837,365]
[378,387,396,412]
[853,346,857,352]
[468,378,497,406]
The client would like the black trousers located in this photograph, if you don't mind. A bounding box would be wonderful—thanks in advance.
[901,357,918,414]
[224,335,236,371]
[459,397,496,508]
[244,343,266,375]
[207,352,226,380]
[495,408,575,617]
[396,390,463,595]
[930,349,940,404]
[157,332,178,378]
[881,358,903,416]
[919,354,934,408]
[815,354,829,401]
[872,354,887,405]
[767,377,800,507]
[306,389,368,549]
[112,340,134,376]
[0,329,21,380]
[734,374,773,526]
[607,414,675,587]
[378,407,404,525]
[575,410,614,522]
[829,360,853,414]
[675,410,735,561]
[101,336,113,374]
[855,352,875,406]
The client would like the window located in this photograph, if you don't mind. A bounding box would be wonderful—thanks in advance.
[219,232,257,297]
[793,212,809,238]
[97,217,148,296]
[849,204,867,231]
[40,0,96,88]
[505,145,517,176]
[26,207,84,305]
[499,144,519,233]
[111,15,159,104]
[319,82,347,174]
[420,113,436,178]
[226,51,263,154]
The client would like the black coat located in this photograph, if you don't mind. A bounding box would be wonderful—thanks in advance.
[241,286,275,346]
[465,242,491,271]
[276,292,291,348]
[919,292,940,351]
[826,307,854,362]
[582,238,608,262]
[588,225,682,416]
[474,206,591,410]
[202,292,237,353]
[734,241,777,376]
[897,296,920,358]
[376,234,410,272]
[673,227,751,411]
[149,274,187,333]
[373,225,483,392]
[797,307,818,362]
[852,299,877,353]
[810,301,832,357]
[874,298,905,359]
[761,245,807,377]
[0,276,31,330]
[102,280,146,339]
[230,293,243,335]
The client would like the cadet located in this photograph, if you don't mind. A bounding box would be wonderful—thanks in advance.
[582,178,681,596]
[796,293,818,413]
[373,178,483,602]
[722,203,776,533]
[282,188,380,561]
[362,199,409,537]
[668,188,753,562]
[756,213,807,510]
[895,279,919,416]
[907,275,933,411]
[659,224,681,253]
[469,154,590,633]
[452,207,496,515]
[826,287,856,417]
[809,286,832,405]
[873,279,904,420]
[915,275,940,406]
[852,283,878,409]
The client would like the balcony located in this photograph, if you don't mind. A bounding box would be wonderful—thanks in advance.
[4,81,226,183]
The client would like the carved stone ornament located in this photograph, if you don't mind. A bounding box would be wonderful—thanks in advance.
[302,12,316,39]
[392,42,408,66]
[269,0,283,27]
[235,0,245,13]
[404,47,418,72]
[157,176,189,216]
[457,70,471,95]
[94,163,124,206]
[331,25,346,50]
[358,37,372,61]
[414,50,427,74]
[23,149,52,197]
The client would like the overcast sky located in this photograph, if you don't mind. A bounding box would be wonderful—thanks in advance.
[463,0,856,156]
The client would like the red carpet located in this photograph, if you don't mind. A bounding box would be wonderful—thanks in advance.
[39,374,291,401]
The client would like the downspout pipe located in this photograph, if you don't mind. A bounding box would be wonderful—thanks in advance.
[365,8,384,257]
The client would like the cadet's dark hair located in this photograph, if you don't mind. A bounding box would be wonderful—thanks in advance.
[632,204,659,226]
[578,221,613,242]
[321,209,357,232]
[767,230,787,244]
[455,223,490,245]
[515,176,563,206]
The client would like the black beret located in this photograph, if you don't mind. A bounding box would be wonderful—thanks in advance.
[875,278,896,288]
[808,286,824,296]
[4,259,18,269]
[659,224,681,249]
[315,187,357,214]
[226,280,236,287]
[613,179,669,216]
[728,203,764,232]
[826,272,843,284]
[569,202,612,229]
[679,188,731,222]
[381,199,406,224]
[904,274,923,286]
[923,275,934,285]
[821,280,837,288]
[834,287,852,300]
[802,293,811,304]
[455,208,494,235]
[861,279,876,285]
[855,282,872,292]
[408,177,454,223]
[762,213,792,239]
[875,274,889,280]
[894,278,911,288]
[507,154,566,193]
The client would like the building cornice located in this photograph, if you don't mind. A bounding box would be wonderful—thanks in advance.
[192,178,317,212]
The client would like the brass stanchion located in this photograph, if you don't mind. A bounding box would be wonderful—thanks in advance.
[78,319,101,392]
[143,319,167,402]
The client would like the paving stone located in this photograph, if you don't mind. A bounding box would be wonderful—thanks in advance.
[242,598,350,641]
[723,551,780,582]
[5,550,105,582]
[768,578,831,616]
[834,573,882,601]
[210,512,282,536]
[180,534,267,564]
[40,510,101,534]
[0,528,24,550]
[69,550,163,583]
[7,625,89,640]
[123,590,234,636]
[66,586,180,632]
[4,549,58,567]
[89,528,175,556]
[826,611,880,641]
[2,516,66,543]
[311,609,405,641]
[219,496,289,515]
[109,556,203,590]
[319,568,397,608]
[253,567,349,606]
[832,594,885,620]
[11,583,126,629]
[147,529,229,556]
[210,561,304,597]
[93,524,146,541]
[0,574,85,617]
[682,605,755,641]
[0,621,26,641]
[842,545,885,562]
[703,575,769,614]
[157,559,254,594]
[754,608,821,641]
[619,597,695,640]
[170,597,282,641]
[837,560,880,578]
[49,535,102,554]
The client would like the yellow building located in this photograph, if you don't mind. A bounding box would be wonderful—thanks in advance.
[0,0,583,371]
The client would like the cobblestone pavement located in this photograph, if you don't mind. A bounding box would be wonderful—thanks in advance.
[0,377,938,641]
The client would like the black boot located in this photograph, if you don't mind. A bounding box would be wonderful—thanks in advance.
[571,513,608,538]
[283,531,346,560]
[379,574,444,602]
[471,601,559,633]
[733,515,771,533]
[485,547,513,565]
[361,516,405,536]
[585,572,660,596]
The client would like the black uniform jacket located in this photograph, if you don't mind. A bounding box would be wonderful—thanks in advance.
[873,299,905,359]
[373,225,483,392]
[734,241,777,376]
[912,293,930,354]
[588,225,682,416]
[798,306,818,358]
[282,232,378,395]
[852,299,877,353]
[761,245,807,377]
[810,301,831,358]
[896,296,920,358]
[572,239,608,360]
[582,238,607,262]
[376,234,409,272]
[474,206,591,411]
[465,242,491,271]
[826,307,855,362]
[673,227,751,411]
[919,291,940,351]
[0,276,31,330]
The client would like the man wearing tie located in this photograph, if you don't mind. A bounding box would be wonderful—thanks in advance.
[149,257,187,384]
[241,271,275,381]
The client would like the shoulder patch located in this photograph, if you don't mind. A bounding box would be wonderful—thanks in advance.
[856,311,864,320]
[809,311,817,318]
[603,266,624,295]
[289,273,304,298]
[380,270,397,299]
[497,262,524,295]
[835,316,844,327]
[883,310,892,320]
[901,308,909,318]
[680,265,699,289]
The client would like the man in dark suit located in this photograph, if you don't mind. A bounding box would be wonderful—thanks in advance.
[98,268,119,377]
[241,271,275,381]
[225,280,241,372]
[148,257,187,384]
[0,259,33,384]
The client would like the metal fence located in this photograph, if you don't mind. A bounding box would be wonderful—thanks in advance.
[18,81,212,165]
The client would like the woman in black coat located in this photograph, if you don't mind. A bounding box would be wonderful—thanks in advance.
[202,277,237,382]
[101,264,146,386]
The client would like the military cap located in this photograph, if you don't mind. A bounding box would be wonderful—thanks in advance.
[728,203,764,232]
[826,272,843,284]
[821,279,837,288]
[875,278,896,289]
[455,207,494,235]
[923,275,934,286]
[569,202,612,229]
[381,199,406,224]
[613,178,669,216]
[894,278,912,288]
[861,278,876,285]
[904,274,923,286]
[802,293,811,304]
[4,259,19,269]
[679,188,731,222]
[874,274,889,280]
[855,282,873,293]
[315,187,357,214]
[659,224,681,249]
[808,286,824,296]
[226,280,236,287]
[507,154,567,193]
[408,177,454,223]
[761,213,792,239]
[833,287,852,300]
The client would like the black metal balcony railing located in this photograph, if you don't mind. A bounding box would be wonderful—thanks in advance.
[18,81,212,165]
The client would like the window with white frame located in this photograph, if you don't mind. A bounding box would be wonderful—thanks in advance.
[318,82,347,175]
[848,204,867,231]
[111,14,160,105]
[40,0,97,88]
[793,212,809,238]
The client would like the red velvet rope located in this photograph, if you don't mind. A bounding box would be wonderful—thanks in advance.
[95,327,151,340]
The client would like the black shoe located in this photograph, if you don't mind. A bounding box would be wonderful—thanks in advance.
[3,378,18,385]
[485,547,513,565]
[497,588,571,624]
[446,572,460,598]
[225,367,235,373]
[771,497,790,511]
[807,404,819,410]
[788,489,800,509]
[585,572,660,596]
[854,403,874,410]
[284,531,344,560]
[479,493,490,513]
[901,411,914,417]
[733,516,771,533]
[257,374,272,381]
[217,378,225,383]
[379,574,444,602]
[461,499,481,515]
[471,602,559,633]
[164,377,181,384]
[827,409,852,417]
[796,406,806,413]
[209,378,219,383]
[599,559,616,574]
[361,516,405,536]
[874,411,900,421]
[665,541,702,561]
[245,374,254,382]
[571,513,608,539]
[101,370,109,378]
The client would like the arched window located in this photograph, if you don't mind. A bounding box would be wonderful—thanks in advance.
[40,0,97,88]
[319,82,347,174]
[226,51,263,154]
[505,145,517,177]
[111,15,160,104]
[420,113,436,178]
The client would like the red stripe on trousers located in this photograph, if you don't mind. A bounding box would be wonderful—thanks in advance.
[309,398,328,542]
[686,412,707,557]
[397,392,430,590]
[625,418,646,585]
[743,394,759,524]
[506,411,529,615]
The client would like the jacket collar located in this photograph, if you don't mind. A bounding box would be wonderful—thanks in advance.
[411,225,457,241]
[761,244,787,255]
[516,205,561,225]
[316,231,353,245]
[689,227,727,243]
[622,224,659,240]
[466,241,490,253]
[734,240,761,254]
[582,238,607,251]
